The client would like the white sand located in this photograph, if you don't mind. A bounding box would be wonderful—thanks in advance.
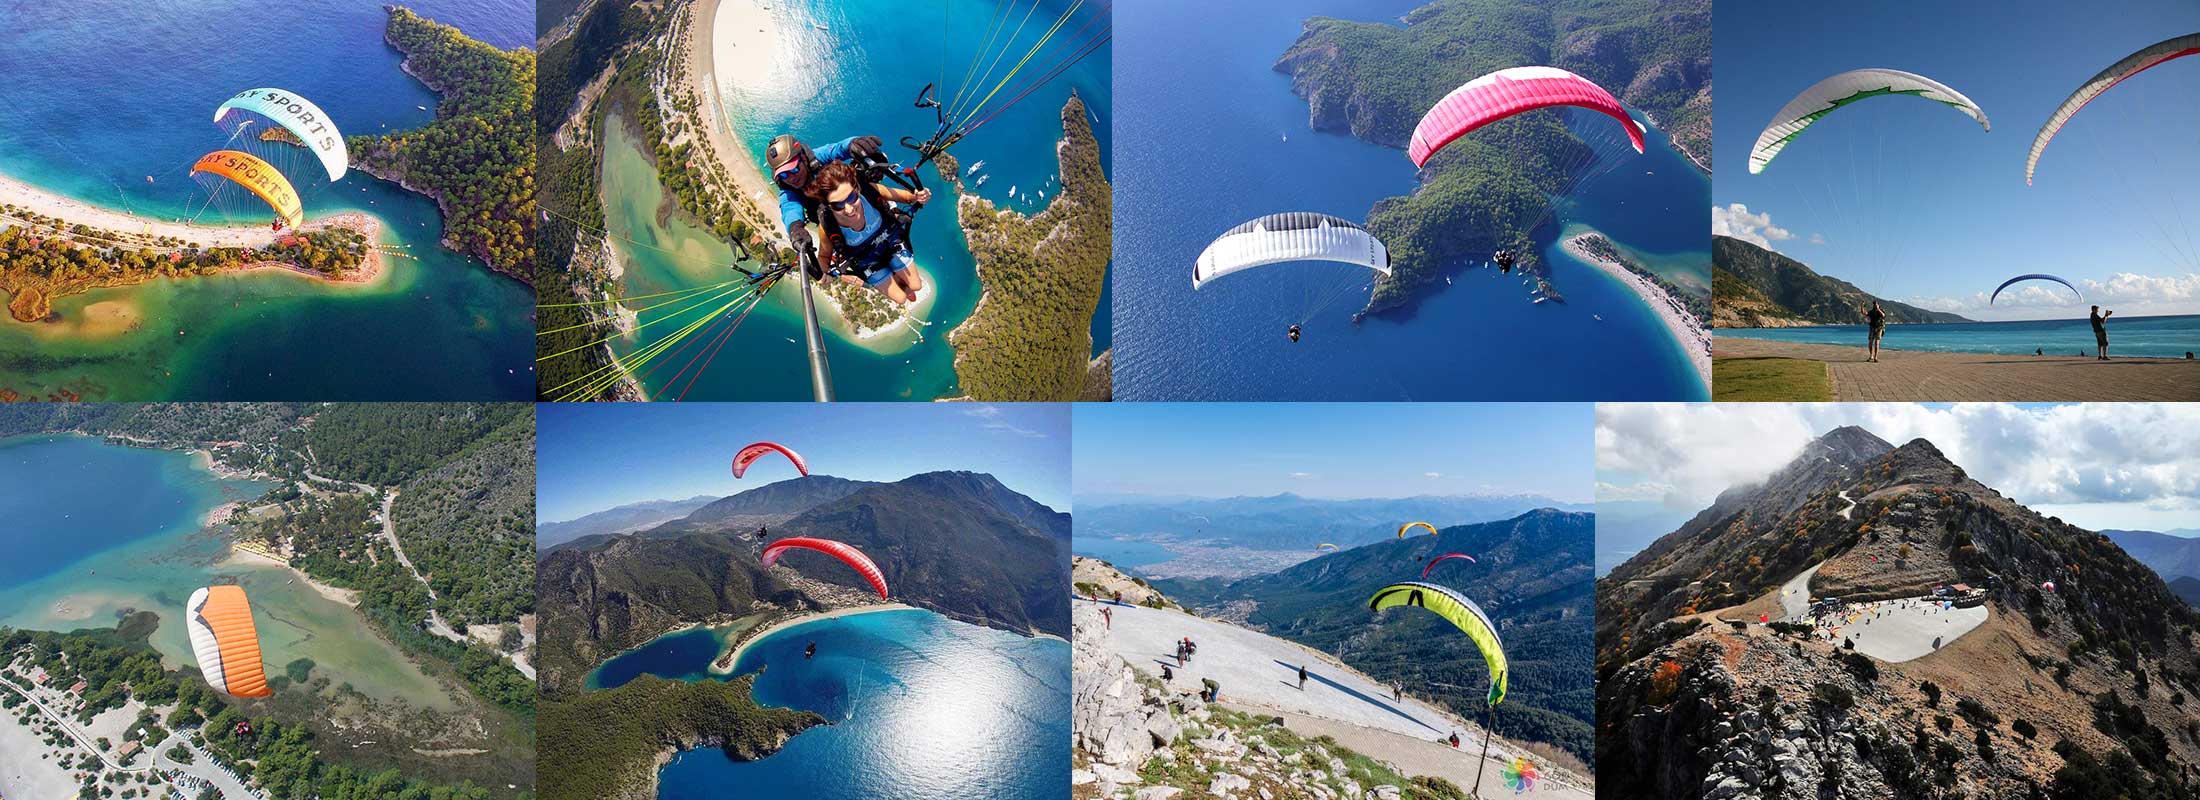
[712,602,915,675]
[224,545,361,608]
[685,0,782,246]
[1562,233,1711,389]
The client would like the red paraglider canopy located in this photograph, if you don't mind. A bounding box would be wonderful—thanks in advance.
[1420,552,1478,580]
[732,441,808,479]
[761,537,889,599]
[1409,66,1646,168]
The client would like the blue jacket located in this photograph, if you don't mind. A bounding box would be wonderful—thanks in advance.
[776,136,859,232]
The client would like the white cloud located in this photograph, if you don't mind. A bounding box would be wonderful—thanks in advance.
[959,404,1045,438]
[1596,480,1674,502]
[1808,233,1826,245]
[1424,472,1443,479]
[1906,272,2200,315]
[1597,404,2200,522]
[1289,472,1315,480]
[1710,203,1794,251]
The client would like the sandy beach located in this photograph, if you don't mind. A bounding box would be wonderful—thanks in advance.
[1562,232,1712,389]
[710,602,915,675]
[1714,336,2200,401]
[2,171,387,285]
[224,545,362,607]
[682,0,782,248]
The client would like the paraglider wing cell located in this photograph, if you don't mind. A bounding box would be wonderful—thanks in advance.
[1192,212,1391,290]
[732,441,809,479]
[1989,273,2083,305]
[1749,69,1990,174]
[1368,581,1508,705]
[761,537,889,599]
[214,88,348,181]
[185,586,271,698]
[191,150,303,229]
[1398,521,1439,539]
[2028,33,2200,185]
[1419,552,1478,579]
[1409,66,1645,168]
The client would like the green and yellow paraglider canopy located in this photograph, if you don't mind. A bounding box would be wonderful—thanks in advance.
[1368,581,1508,706]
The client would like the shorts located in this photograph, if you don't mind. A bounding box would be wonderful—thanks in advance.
[2095,332,2108,347]
[861,250,914,286]
[1868,325,1885,340]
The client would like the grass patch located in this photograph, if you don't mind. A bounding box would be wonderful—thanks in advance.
[1714,356,1831,401]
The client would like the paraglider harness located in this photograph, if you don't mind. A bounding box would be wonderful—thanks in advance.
[806,149,928,283]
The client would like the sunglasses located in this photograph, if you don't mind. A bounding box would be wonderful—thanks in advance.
[828,194,863,212]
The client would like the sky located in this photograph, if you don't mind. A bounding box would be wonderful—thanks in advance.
[1073,403,1593,503]
[536,403,1070,522]
[1713,0,2200,320]
[1596,403,2200,533]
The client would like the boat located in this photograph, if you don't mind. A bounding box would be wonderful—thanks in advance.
[1533,296,1549,304]
[1281,133,1288,142]
[1593,314,1603,321]
[416,105,427,111]
[966,160,986,175]
[1445,276,1452,285]
[813,22,828,31]
[1009,184,1017,196]
[1038,190,1046,199]
[974,175,989,186]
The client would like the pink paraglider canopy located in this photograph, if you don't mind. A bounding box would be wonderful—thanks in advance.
[762,537,889,599]
[1409,66,1645,168]
[1420,552,1479,580]
[732,441,808,479]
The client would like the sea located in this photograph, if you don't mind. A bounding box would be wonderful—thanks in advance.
[0,0,534,401]
[1719,314,2200,359]
[1110,0,1709,400]
[1070,536,1176,571]
[645,609,1071,799]
[605,0,1111,400]
[0,434,452,707]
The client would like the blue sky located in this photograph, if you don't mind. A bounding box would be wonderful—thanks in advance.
[1073,403,1592,502]
[536,403,1070,522]
[1714,0,2200,320]
[1598,403,2200,533]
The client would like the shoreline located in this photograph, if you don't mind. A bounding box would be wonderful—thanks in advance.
[1561,232,1712,390]
[709,603,916,675]
[222,544,362,608]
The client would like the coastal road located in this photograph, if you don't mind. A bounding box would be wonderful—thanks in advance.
[1714,337,2200,401]
[1079,601,1591,799]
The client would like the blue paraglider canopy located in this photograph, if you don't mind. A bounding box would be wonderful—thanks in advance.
[1989,274,2082,305]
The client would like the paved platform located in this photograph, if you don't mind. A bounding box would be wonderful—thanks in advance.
[1713,337,2200,401]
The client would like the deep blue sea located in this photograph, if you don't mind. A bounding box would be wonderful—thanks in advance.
[1720,314,2200,359]
[618,0,1110,400]
[1111,0,1709,400]
[0,435,215,592]
[0,0,532,400]
[1071,537,1175,571]
[587,626,729,690]
[653,609,1070,800]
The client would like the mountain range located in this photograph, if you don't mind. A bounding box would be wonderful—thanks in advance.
[1076,492,1591,552]
[535,495,719,551]
[1154,508,1597,763]
[536,472,1069,695]
[1596,426,2200,799]
[1713,235,1972,327]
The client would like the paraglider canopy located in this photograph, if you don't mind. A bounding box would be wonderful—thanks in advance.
[1315,543,1339,552]
[1398,521,1439,539]
[1749,69,1989,175]
[732,441,809,479]
[761,537,889,599]
[2027,33,2200,185]
[186,585,271,698]
[1409,66,1645,168]
[214,88,347,181]
[1193,213,1391,290]
[1989,274,2083,305]
[2041,580,2057,593]
[1419,552,1477,580]
[1368,581,1508,705]
[191,150,303,230]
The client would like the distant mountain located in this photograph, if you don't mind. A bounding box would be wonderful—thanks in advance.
[2102,529,2200,582]
[1077,492,1590,552]
[1157,509,1596,763]
[2173,576,2200,608]
[1713,235,1971,327]
[1596,426,2200,799]
[536,495,719,551]
[1593,500,1698,577]
[536,471,1068,695]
